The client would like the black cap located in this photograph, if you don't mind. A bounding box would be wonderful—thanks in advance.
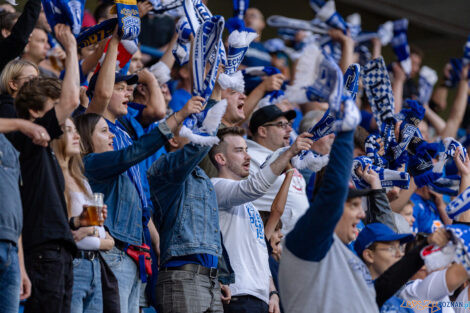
[347,188,373,199]
[87,71,139,98]
[249,105,296,134]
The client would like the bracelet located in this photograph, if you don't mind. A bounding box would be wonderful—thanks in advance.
[285,168,295,174]
[69,217,79,231]
[269,290,280,299]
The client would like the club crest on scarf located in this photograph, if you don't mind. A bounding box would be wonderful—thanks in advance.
[115,0,141,40]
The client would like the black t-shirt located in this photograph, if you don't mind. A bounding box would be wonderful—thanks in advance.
[11,108,76,254]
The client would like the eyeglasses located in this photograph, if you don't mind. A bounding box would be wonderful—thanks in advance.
[262,121,292,129]
[374,245,405,255]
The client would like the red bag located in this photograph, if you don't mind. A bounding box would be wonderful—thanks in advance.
[125,244,152,280]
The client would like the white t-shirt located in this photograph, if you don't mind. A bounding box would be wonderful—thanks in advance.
[246,139,310,235]
[399,269,455,313]
[69,181,105,251]
[454,286,468,313]
[211,165,278,304]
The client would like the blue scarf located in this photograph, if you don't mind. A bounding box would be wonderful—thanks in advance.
[115,0,141,40]
[266,15,328,34]
[418,66,438,105]
[179,15,226,146]
[316,0,348,33]
[309,0,326,12]
[446,225,470,274]
[391,19,411,75]
[77,18,117,48]
[343,63,360,100]
[429,175,460,197]
[149,0,183,14]
[218,25,258,93]
[233,0,249,20]
[352,156,410,189]
[308,108,335,141]
[364,134,388,168]
[41,0,85,36]
[172,17,192,65]
[463,35,470,66]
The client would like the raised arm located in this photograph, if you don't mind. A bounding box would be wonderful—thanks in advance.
[440,65,469,138]
[392,63,406,114]
[285,130,354,261]
[0,0,41,71]
[81,39,108,76]
[135,69,166,127]
[329,29,354,74]
[86,32,120,115]
[423,104,446,135]
[54,24,80,125]
[265,165,293,241]
[214,133,312,208]
[84,121,173,181]
[241,73,284,124]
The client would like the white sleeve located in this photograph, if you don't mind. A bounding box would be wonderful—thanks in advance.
[212,165,278,208]
[76,236,101,251]
[399,269,450,301]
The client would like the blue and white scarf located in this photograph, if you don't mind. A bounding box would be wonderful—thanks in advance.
[233,0,249,20]
[266,15,328,34]
[261,146,329,173]
[391,19,411,76]
[333,95,361,132]
[179,15,227,146]
[446,225,470,275]
[352,156,410,189]
[361,57,395,128]
[242,66,281,77]
[264,38,286,53]
[429,175,461,197]
[443,137,468,162]
[115,0,141,40]
[308,108,335,141]
[343,63,360,100]
[377,21,394,46]
[364,134,388,168]
[183,0,212,35]
[148,0,184,15]
[218,25,258,93]
[316,0,348,33]
[286,43,343,113]
[41,0,85,36]
[418,66,438,106]
[258,90,286,108]
[77,18,117,48]
[446,187,470,220]
[172,17,192,65]
[463,35,470,66]
[309,0,326,13]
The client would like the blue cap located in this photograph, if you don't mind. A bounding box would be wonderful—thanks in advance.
[354,223,414,258]
[87,71,138,98]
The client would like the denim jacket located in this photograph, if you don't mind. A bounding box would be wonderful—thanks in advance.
[83,122,173,245]
[148,142,222,265]
[0,134,22,244]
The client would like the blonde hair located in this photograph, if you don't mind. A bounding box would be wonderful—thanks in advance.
[0,59,38,95]
[51,118,91,217]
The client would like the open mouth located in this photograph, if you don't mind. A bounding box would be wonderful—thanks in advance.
[237,102,244,110]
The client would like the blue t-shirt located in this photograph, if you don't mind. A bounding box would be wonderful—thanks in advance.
[164,254,218,268]
[410,194,443,234]
[168,88,191,113]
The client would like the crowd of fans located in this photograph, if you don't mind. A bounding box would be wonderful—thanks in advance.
[2,0,470,313]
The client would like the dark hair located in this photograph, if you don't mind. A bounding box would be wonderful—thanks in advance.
[258,211,283,231]
[93,2,114,22]
[0,11,19,33]
[209,127,246,168]
[410,44,424,60]
[74,113,103,155]
[15,77,61,119]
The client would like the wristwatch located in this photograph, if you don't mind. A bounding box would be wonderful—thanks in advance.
[269,291,280,299]
[69,217,79,230]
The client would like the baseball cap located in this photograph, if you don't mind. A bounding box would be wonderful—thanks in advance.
[354,223,414,258]
[87,71,139,98]
[249,104,296,134]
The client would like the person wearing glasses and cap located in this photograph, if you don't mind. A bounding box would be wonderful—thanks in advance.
[355,223,467,313]
[247,104,309,235]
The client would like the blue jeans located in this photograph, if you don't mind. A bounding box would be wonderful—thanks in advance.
[71,257,102,313]
[0,241,20,313]
[101,247,141,313]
